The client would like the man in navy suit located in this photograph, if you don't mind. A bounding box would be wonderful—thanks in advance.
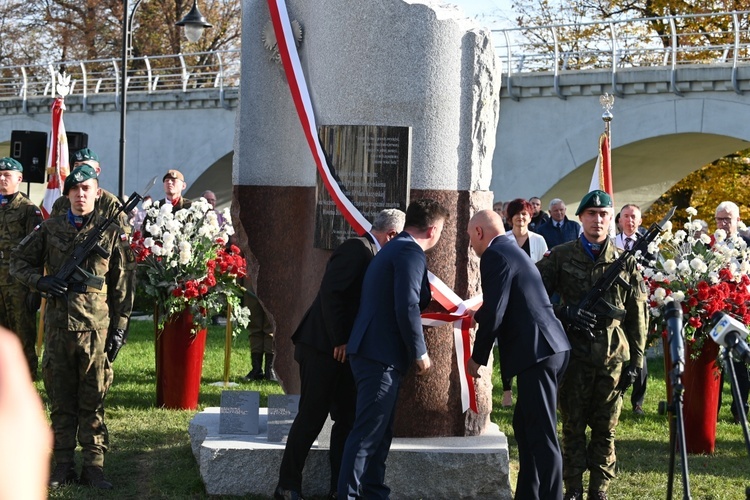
[274,209,405,500]
[467,209,571,500]
[337,199,450,500]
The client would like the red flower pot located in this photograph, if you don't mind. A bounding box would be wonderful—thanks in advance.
[156,309,208,410]
[664,338,721,454]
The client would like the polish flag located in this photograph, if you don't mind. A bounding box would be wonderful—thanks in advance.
[40,97,69,219]
[589,132,612,197]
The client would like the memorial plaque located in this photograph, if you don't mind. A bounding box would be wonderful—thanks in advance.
[268,394,300,443]
[315,125,411,249]
[219,391,260,435]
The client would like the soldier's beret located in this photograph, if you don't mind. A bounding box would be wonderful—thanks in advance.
[0,157,23,172]
[63,163,98,195]
[73,148,99,163]
[163,169,185,182]
[575,190,613,215]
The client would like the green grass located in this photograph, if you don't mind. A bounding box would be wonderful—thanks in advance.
[492,351,750,499]
[42,323,750,498]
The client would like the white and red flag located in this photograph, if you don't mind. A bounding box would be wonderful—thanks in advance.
[40,97,69,219]
[588,132,616,236]
[588,132,612,196]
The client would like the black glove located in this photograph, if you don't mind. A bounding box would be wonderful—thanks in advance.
[561,306,597,331]
[105,328,127,363]
[617,364,640,392]
[36,276,68,297]
[25,291,42,312]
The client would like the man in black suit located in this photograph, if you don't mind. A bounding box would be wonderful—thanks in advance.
[715,200,750,423]
[467,209,571,500]
[337,199,450,500]
[274,209,406,500]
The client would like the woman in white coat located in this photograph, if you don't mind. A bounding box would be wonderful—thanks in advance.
[500,198,549,407]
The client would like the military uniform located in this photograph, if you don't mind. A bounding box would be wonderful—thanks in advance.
[0,191,43,376]
[10,211,134,473]
[537,234,647,494]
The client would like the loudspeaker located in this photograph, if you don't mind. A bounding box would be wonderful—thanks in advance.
[66,132,89,160]
[10,130,47,184]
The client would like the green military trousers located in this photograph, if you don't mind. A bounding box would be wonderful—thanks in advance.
[43,327,113,467]
[559,358,624,493]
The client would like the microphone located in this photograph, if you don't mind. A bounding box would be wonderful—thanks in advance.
[709,312,750,364]
[664,301,684,370]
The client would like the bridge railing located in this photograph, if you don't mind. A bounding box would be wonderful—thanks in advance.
[492,10,750,99]
[0,49,241,112]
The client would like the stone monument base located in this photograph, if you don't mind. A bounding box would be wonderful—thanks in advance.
[189,407,512,498]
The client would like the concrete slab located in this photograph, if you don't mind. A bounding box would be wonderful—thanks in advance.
[189,407,512,499]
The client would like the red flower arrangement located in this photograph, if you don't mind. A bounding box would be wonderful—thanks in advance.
[646,208,750,354]
[131,199,250,335]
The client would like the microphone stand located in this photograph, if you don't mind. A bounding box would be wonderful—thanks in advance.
[666,331,691,499]
[720,349,750,499]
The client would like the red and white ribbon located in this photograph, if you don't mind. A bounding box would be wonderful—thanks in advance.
[267,0,480,412]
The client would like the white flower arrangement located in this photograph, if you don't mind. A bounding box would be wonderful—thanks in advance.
[133,198,250,336]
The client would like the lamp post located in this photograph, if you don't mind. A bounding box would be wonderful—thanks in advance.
[118,0,212,200]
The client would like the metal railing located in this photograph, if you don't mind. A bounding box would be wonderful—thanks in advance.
[0,48,241,112]
[492,10,750,99]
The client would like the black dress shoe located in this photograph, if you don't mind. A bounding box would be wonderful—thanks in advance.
[274,485,305,500]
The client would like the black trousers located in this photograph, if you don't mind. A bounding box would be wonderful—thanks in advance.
[514,350,570,500]
[719,358,750,419]
[277,342,356,492]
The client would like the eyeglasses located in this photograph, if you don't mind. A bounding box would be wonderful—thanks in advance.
[715,217,733,224]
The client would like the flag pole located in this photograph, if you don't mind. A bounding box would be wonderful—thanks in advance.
[599,93,614,199]
[599,93,615,237]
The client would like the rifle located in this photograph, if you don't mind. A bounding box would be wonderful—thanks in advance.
[50,176,158,295]
[573,206,676,339]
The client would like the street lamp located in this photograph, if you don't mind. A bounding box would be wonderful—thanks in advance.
[118,0,212,200]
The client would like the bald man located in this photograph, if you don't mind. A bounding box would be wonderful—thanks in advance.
[467,210,571,499]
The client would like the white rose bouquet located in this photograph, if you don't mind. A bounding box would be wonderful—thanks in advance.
[131,198,251,335]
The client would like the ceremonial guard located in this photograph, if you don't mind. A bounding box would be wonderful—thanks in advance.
[11,164,135,490]
[536,190,648,500]
[50,148,130,235]
[0,157,43,378]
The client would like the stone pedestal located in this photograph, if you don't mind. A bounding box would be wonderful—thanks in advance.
[189,407,511,498]
[234,0,500,436]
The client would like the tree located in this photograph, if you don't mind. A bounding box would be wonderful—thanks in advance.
[508,0,750,69]
[643,149,750,230]
[4,0,240,67]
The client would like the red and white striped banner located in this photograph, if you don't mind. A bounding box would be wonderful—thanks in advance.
[41,97,69,219]
[266,0,480,412]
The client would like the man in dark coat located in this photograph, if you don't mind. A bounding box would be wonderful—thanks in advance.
[467,209,571,500]
[338,199,449,500]
[274,209,405,500]
[536,198,581,249]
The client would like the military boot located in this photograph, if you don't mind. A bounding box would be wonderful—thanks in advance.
[244,353,264,381]
[49,462,78,489]
[563,489,583,500]
[264,353,276,381]
[79,465,113,489]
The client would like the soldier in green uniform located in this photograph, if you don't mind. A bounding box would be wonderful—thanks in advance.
[11,163,135,490]
[0,157,43,378]
[536,190,647,500]
[50,148,130,235]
